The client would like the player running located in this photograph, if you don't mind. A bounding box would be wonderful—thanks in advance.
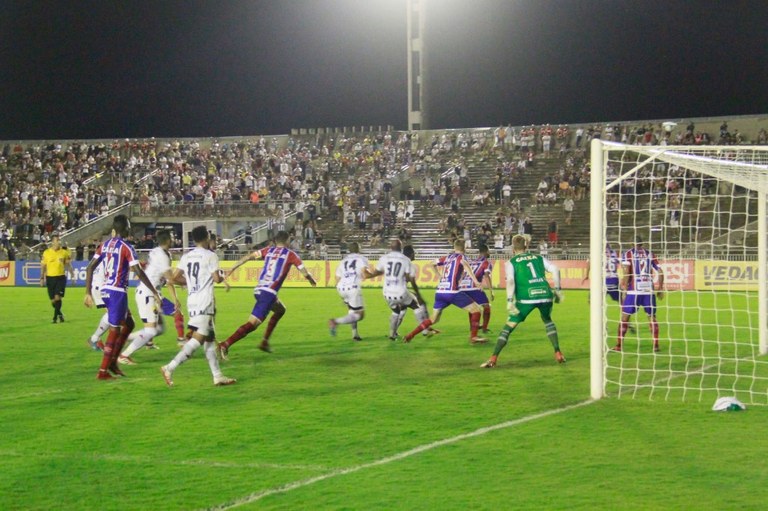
[614,236,664,352]
[481,234,565,368]
[217,231,316,359]
[118,230,181,365]
[402,239,486,344]
[85,215,162,380]
[329,242,372,341]
[160,226,235,387]
[459,243,495,334]
[364,239,434,340]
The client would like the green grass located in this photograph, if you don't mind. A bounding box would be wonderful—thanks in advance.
[1,287,766,510]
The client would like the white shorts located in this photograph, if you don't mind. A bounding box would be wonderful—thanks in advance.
[92,285,105,308]
[188,313,214,337]
[338,285,364,310]
[384,292,417,311]
[135,286,159,324]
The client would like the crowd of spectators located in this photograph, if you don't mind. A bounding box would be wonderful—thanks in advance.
[1,118,765,260]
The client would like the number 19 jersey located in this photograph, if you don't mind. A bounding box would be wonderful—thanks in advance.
[178,247,219,316]
[376,251,412,296]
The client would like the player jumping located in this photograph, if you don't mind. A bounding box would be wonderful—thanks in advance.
[217,231,316,359]
[329,242,372,341]
[614,236,664,352]
[160,226,235,386]
[481,234,565,368]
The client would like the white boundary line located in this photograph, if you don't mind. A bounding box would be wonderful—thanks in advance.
[205,399,595,511]
[0,450,328,471]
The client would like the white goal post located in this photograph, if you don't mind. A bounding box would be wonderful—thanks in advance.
[590,140,768,404]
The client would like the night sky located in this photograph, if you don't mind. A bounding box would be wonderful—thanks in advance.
[1,0,767,140]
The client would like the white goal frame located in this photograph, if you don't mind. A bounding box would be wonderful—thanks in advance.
[589,139,768,400]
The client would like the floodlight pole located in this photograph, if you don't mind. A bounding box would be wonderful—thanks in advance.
[407,0,427,130]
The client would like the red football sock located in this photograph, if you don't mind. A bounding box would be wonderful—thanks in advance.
[482,305,491,330]
[174,310,185,338]
[405,319,433,341]
[223,322,257,348]
[469,312,480,338]
[263,312,284,341]
[99,329,120,372]
[617,320,629,347]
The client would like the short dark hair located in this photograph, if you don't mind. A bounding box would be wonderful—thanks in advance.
[156,229,171,246]
[113,214,129,236]
[403,245,416,260]
[348,242,360,253]
[274,230,289,244]
[191,225,209,244]
[477,243,489,254]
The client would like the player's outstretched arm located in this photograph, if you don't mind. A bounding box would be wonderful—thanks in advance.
[164,268,182,311]
[543,258,563,303]
[300,267,317,287]
[407,274,426,305]
[656,267,665,300]
[482,274,495,301]
[83,257,98,308]
[40,260,47,287]
[226,251,259,277]
[505,261,518,313]
[582,259,590,283]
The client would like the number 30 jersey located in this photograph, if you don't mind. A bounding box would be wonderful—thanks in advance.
[178,247,219,315]
[336,253,370,289]
[376,251,413,296]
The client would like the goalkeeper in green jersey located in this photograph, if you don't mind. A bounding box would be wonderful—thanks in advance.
[481,234,565,368]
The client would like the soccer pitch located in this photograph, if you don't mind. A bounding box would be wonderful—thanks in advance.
[1,287,766,510]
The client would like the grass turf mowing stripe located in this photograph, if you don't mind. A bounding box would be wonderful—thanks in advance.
[0,450,329,471]
[205,399,595,510]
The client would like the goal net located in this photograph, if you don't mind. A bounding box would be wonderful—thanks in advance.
[589,141,768,405]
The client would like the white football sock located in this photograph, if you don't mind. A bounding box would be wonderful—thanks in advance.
[121,327,158,358]
[90,313,110,343]
[415,304,428,323]
[204,341,224,380]
[335,311,362,325]
[167,338,201,372]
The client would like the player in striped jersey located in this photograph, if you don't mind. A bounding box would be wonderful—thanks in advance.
[459,244,495,335]
[615,236,664,352]
[402,239,485,343]
[118,230,181,365]
[85,215,162,380]
[329,242,373,341]
[582,243,635,333]
[160,225,235,387]
[217,231,316,359]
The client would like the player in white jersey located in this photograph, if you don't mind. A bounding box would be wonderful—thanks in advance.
[329,242,373,341]
[160,226,235,387]
[86,257,109,351]
[364,239,435,340]
[118,230,180,364]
